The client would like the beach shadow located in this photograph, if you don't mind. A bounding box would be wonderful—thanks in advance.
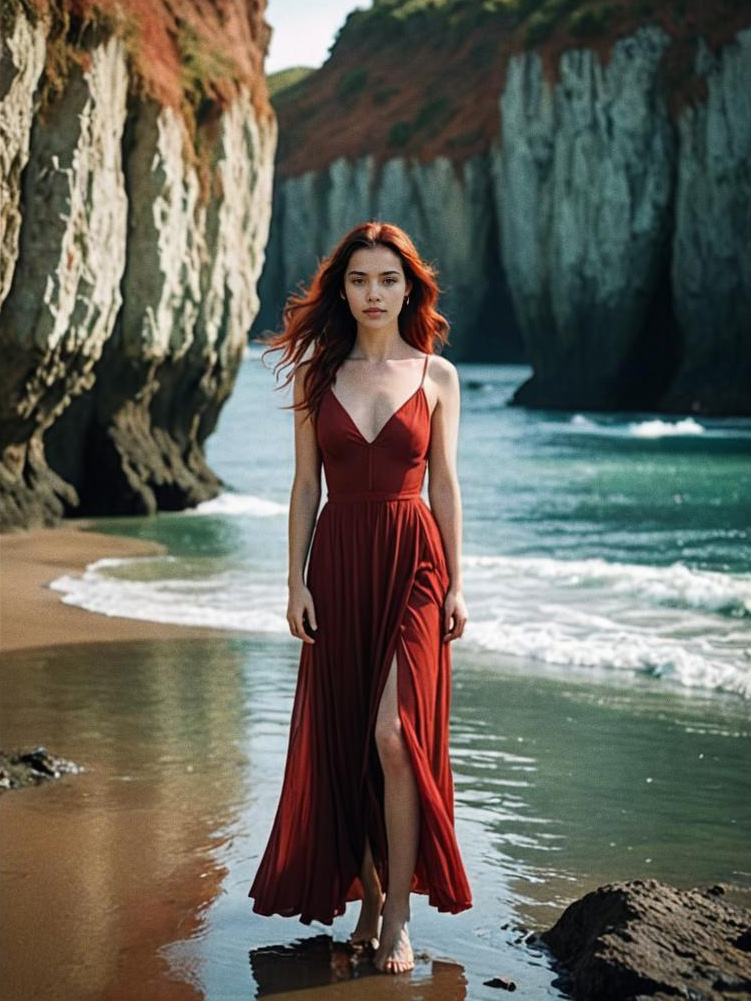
[249,933,468,997]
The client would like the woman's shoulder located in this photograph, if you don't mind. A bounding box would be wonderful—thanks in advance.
[291,355,317,408]
[426,353,458,387]
[292,352,315,381]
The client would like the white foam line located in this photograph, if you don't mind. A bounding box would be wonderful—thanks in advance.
[464,554,751,618]
[185,493,287,517]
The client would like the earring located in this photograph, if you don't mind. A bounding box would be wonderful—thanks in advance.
[405,295,410,305]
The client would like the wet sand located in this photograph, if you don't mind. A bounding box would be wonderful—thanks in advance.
[0,521,240,1000]
[0,519,231,653]
[1,634,558,1001]
[1,636,241,1001]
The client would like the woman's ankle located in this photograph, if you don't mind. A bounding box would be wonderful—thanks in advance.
[381,896,410,922]
[361,884,384,905]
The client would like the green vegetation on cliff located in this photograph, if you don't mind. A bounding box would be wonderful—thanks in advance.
[268,65,316,98]
[334,0,746,51]
[335,0,632,49]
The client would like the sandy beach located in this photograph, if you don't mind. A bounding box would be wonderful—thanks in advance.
[0,520,247,1001]
[0,519,231,654]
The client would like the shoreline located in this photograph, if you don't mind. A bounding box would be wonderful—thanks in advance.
[0,519,233,654]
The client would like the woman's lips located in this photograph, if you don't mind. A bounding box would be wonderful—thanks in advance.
[365,309,384,314]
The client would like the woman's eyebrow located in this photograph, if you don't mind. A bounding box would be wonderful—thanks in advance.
[346,269,401,276]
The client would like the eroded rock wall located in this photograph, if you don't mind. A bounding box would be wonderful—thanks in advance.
[1,31,130,528]
[497,26,677,408]
[667,28,751,413]
[0,5,276,529]
[0,11,46,309]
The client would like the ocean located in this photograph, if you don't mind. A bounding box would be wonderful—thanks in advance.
[51,351,751,700]
[16,349,749,998]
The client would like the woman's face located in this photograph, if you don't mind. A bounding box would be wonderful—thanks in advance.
[342,245,412,327]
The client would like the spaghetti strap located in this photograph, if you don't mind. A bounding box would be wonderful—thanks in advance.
[419,353,429,390]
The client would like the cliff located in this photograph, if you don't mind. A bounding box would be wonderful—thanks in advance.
[0,0,276,530]
[256,0,750,414]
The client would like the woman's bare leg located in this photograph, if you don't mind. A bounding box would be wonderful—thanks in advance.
[349,836,385,947]
[372,650,418,973]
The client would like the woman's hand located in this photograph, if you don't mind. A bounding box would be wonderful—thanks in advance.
[288,583,318,644]
[443,587,467,643]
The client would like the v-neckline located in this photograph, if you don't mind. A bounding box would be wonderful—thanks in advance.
[328,384,426,447]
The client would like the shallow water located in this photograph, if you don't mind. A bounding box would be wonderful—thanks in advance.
[2,634,749,1000]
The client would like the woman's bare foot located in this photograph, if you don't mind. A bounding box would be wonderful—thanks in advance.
[373,902,414,973]
[349,890,385,950]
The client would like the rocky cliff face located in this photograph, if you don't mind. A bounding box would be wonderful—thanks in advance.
[500,22,750,411]
[0,1,276,530]
[258,0,750,414]
[667,33,751,414]
[498,24,677,408]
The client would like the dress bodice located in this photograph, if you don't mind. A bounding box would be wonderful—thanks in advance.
[316,355,431,501]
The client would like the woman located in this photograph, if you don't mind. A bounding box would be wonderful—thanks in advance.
[248,221,472,974]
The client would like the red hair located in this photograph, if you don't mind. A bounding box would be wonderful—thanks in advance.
[253,220,450,423]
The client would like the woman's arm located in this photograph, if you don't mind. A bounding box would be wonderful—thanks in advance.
[426,358,467,641]
[286,361,322,644]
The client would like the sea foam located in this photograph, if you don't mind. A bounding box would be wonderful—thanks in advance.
[48,550,751,700]
[186,492,287,517]
[464,555,751,618]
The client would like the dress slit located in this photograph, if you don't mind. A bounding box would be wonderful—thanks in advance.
[350,555,471,913]
[355,588,418,901]
[352,556,418,900]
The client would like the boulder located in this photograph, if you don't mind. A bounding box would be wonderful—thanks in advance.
[538,878,751,1000]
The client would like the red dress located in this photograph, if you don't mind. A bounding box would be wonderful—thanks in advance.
[248,353,472,924]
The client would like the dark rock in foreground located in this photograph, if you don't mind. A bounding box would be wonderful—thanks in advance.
[0,746,83,793]
[537,878,751,1000]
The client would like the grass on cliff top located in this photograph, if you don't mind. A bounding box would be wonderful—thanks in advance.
[333,0,681,49]
[269,66,317,98]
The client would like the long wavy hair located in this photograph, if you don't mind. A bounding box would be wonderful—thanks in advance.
[254,221,451,423]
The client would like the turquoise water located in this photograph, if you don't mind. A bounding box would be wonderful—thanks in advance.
[53,353,751,698]
[30,351,751,998]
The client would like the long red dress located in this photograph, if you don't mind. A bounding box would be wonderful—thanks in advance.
[248,353,472,925]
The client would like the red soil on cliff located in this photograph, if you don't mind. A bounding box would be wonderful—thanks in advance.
[273,0,750,180]
[24,0,273,122]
